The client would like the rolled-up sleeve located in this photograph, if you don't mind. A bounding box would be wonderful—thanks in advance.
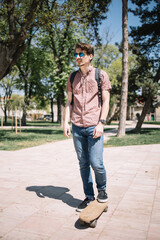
[100,70,112,91]
[66,75,72,92]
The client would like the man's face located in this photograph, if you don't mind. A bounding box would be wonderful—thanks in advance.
[74,48,93,67]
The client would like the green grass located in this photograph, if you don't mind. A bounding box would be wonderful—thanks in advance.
[1,119,60,127]
[143,121,160,125]
[0,128,67,151]
[26,121,61,127]
[1,121,160,151]
[104,128,160,147]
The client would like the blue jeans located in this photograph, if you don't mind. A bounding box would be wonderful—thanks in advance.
[72,124,107,198]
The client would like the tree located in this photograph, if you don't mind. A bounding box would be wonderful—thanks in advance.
[130,0,160,132]
[93,44,122,123]
[15,31,54,125]
[0,67,18,122]
[0,0,112,124]
[93,44,121,70]
[0,0,45,80]
[93,43,139,125]
[39,0,112,124]
[117,0,129,137]
[106,57,122,124]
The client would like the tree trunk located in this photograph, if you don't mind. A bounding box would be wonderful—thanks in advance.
[22,96,29,126]
[22,108,27,126]
[22,75,29,126]
[50,98,54,122]
[57,86,65,124]
[4,105,7,123]
[134,94,152,133]
[0,41,26,80]
[57,96,61,123]
[134,65,160,133]
[117,0,128,137]
[106,103,119,125]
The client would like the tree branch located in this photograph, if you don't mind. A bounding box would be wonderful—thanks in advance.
[7,0,17,40]
[21,0,44,32]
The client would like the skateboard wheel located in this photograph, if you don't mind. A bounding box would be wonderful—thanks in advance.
[90,219,97,228]
[79,219,85,226]
[104,206,108,212]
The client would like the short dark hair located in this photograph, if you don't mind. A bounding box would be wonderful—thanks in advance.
[75,43,94,56]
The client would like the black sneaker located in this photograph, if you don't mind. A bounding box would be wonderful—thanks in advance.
[97,190,108,203]
[76,197,95,212]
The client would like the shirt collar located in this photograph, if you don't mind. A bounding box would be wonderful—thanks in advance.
[78,65,94,76]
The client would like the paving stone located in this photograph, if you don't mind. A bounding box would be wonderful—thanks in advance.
[0,122,160,240]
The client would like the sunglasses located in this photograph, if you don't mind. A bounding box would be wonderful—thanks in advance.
[74,52,85,58]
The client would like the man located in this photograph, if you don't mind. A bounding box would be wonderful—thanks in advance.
[63,43,111,212]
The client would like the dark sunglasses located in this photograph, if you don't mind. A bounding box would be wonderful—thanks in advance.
[74,52,85,58]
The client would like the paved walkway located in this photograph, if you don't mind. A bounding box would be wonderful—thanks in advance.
[0,123,160,240]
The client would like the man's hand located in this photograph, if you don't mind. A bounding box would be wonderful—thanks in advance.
[63,123,71,138]
[93,122,104,138]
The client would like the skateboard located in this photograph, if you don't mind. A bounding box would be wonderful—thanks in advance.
[79,199,108,228]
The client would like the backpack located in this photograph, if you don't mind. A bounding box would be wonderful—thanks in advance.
[70,68,102,106]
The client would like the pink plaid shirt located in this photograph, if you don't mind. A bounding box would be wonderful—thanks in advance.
[66,65,111,127]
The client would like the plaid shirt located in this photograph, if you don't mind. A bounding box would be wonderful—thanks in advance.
[66,65,111,127]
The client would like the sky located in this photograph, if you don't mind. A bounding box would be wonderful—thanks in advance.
[99,0,141,45]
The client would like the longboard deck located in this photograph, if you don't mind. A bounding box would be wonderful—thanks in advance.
[79,199,108,223]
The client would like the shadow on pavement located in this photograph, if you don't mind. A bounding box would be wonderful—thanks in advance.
[26,185,82,208]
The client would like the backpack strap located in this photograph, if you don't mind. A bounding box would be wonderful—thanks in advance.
[70,70,78,105]
[70,68,102,106]
[95,68,102,106]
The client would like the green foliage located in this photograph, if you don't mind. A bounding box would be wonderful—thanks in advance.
[104,128,160,147]
[1,0,112,123]
[93,44,140,107]
[10,94,24,109]
[37,2,90,103]
[38,0,112,43]
[107,57,122,87]
[0,67,17,98]
[0,0,43,41]
[16,39,55,105]
[0,2,8,40]
[36,0,112,108]
[130,0,160,64]
[93,44,121,70]
[128,1,160,132]
[129,54,160,106]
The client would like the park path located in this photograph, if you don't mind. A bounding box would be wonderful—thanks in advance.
[0,122,160,239]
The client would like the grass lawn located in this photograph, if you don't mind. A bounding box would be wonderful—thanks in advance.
[0,128,67,151]
[104,128,160,147]
[1,120,160,151]
[143,121,160,125]
[1,119,60,127]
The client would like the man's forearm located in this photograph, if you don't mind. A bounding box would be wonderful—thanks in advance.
[63,92,72,137]
[100,91,110,121]
[63,101,72,126]
[63,91,72,126]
